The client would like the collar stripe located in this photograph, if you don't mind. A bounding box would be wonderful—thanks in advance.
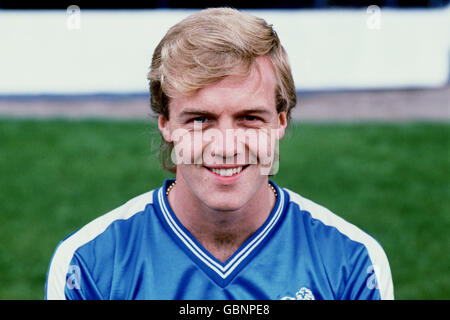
[157,184,284,279]
[158,188,225,275]
[222,193,284,278]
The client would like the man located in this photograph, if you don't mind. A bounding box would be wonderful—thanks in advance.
[45,8,394,300]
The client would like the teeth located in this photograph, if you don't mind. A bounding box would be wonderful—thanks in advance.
[211,166,243,177]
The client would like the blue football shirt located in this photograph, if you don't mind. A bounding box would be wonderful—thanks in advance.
[45,179,394,300]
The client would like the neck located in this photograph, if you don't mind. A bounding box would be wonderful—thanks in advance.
[167,178,276,263]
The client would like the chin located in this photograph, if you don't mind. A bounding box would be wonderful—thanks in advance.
[201,195,247,213]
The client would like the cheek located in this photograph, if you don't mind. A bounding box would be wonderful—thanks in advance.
[171,130,204,165]
[252,129,279,175]
[248,129,276,159]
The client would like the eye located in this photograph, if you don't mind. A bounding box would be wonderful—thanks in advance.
[242,115,261,122]
[191,116,208,123]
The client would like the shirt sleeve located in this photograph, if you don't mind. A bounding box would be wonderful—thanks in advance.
[340,242,394,300]
[45,244,104,300]
[63,253,105,300]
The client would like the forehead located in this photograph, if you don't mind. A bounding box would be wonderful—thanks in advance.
[170,56,277,114]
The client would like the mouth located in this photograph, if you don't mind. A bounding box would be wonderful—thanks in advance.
[204,165,250,177]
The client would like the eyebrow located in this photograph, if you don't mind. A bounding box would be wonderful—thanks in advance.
[179,107,272,118]
[179,109,216,117]
[234,107,272,117]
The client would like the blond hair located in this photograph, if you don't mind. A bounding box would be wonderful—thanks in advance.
[148,7,296,172]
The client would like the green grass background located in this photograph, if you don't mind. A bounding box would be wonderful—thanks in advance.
[0,119,448,299]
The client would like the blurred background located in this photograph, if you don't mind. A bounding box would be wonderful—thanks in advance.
[0,1,448,299]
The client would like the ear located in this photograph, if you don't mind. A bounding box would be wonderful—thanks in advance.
[276,111,288,140]
[158,115,172,143]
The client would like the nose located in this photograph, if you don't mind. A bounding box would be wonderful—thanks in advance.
[203,119,242,163]
[213,123,238,159]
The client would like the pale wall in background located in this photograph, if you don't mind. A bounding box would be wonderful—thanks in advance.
[0,7,449,95]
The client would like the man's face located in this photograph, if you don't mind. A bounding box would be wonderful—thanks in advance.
[158,56,287,211]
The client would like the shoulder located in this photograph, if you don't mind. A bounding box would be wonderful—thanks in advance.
[282,187,394,300]
[58,189,154,253]
[284,188,378,250]
[45,189,155,299]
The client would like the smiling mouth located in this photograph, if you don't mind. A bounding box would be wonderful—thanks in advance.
[204,165,250,177]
